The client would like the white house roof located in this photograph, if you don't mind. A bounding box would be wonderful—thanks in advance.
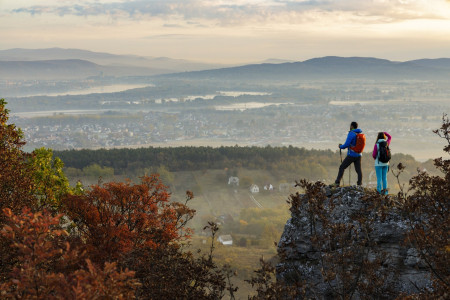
[218,234,233,242]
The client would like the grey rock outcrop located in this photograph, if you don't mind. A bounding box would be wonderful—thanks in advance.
[277,186,432,299]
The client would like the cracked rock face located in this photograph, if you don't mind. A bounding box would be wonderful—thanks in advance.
[277,186,432,299]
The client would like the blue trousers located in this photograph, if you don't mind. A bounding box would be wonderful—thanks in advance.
[375,165,388,194]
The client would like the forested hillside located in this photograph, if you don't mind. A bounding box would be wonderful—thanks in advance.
[54,146,434,188]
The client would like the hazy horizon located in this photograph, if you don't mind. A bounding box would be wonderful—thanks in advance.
[2,0,450,64]
[2,46,450,65]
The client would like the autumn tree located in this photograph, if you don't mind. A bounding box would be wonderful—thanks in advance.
[1,99,37,281]
[62,177,239,299]
[1,101,74,281]
[62,176,195,264]
[0,207,139,299]
[0,99,36,220]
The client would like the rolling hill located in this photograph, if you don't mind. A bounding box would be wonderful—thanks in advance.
[163,56,450,81]
[0,59,173,80]
[0,48,229,79]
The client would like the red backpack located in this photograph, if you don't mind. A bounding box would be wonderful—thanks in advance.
[350,132,366,153]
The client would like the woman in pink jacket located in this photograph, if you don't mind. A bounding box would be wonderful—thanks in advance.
[372,132,392,195]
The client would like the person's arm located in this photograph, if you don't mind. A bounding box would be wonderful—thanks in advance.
[339,131,354,149]
[384,132,392,145]
[372,144,378,159]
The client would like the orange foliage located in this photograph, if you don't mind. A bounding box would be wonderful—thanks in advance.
[0,207,139,299]
[62,175,195,264]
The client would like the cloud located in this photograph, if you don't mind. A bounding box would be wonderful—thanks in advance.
[145,33,194,39]
[10,0,450,25]
[163,24,185,28]
[12,1,211,18]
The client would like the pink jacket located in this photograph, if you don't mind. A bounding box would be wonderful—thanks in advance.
[372,132,392,159]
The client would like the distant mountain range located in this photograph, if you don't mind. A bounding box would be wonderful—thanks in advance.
[0,48,229,79]
[0,59,172,80]
[1,48,449,81]
[165,56,450,81]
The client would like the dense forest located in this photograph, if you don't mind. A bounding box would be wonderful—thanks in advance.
[54,145,434,188]
[55,146,335,172]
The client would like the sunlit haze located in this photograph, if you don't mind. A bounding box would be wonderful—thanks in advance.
[1,0,450,63]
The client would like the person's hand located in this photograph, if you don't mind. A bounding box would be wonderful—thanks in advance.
[338,143,342,148]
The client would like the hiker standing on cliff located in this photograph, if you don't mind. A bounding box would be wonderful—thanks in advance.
[372,132,392,195]
[331,121,365,187]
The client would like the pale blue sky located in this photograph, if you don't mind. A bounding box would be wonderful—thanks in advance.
[1,0,450,63]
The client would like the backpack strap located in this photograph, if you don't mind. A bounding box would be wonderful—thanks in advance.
[376,142,380,159]
[350,130,358,147]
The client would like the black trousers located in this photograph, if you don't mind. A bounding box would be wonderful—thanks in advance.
[335,155,362,185]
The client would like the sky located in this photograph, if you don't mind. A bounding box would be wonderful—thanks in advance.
[1,0,450,63]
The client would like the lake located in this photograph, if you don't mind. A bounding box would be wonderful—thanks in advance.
[15,84,153,97]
